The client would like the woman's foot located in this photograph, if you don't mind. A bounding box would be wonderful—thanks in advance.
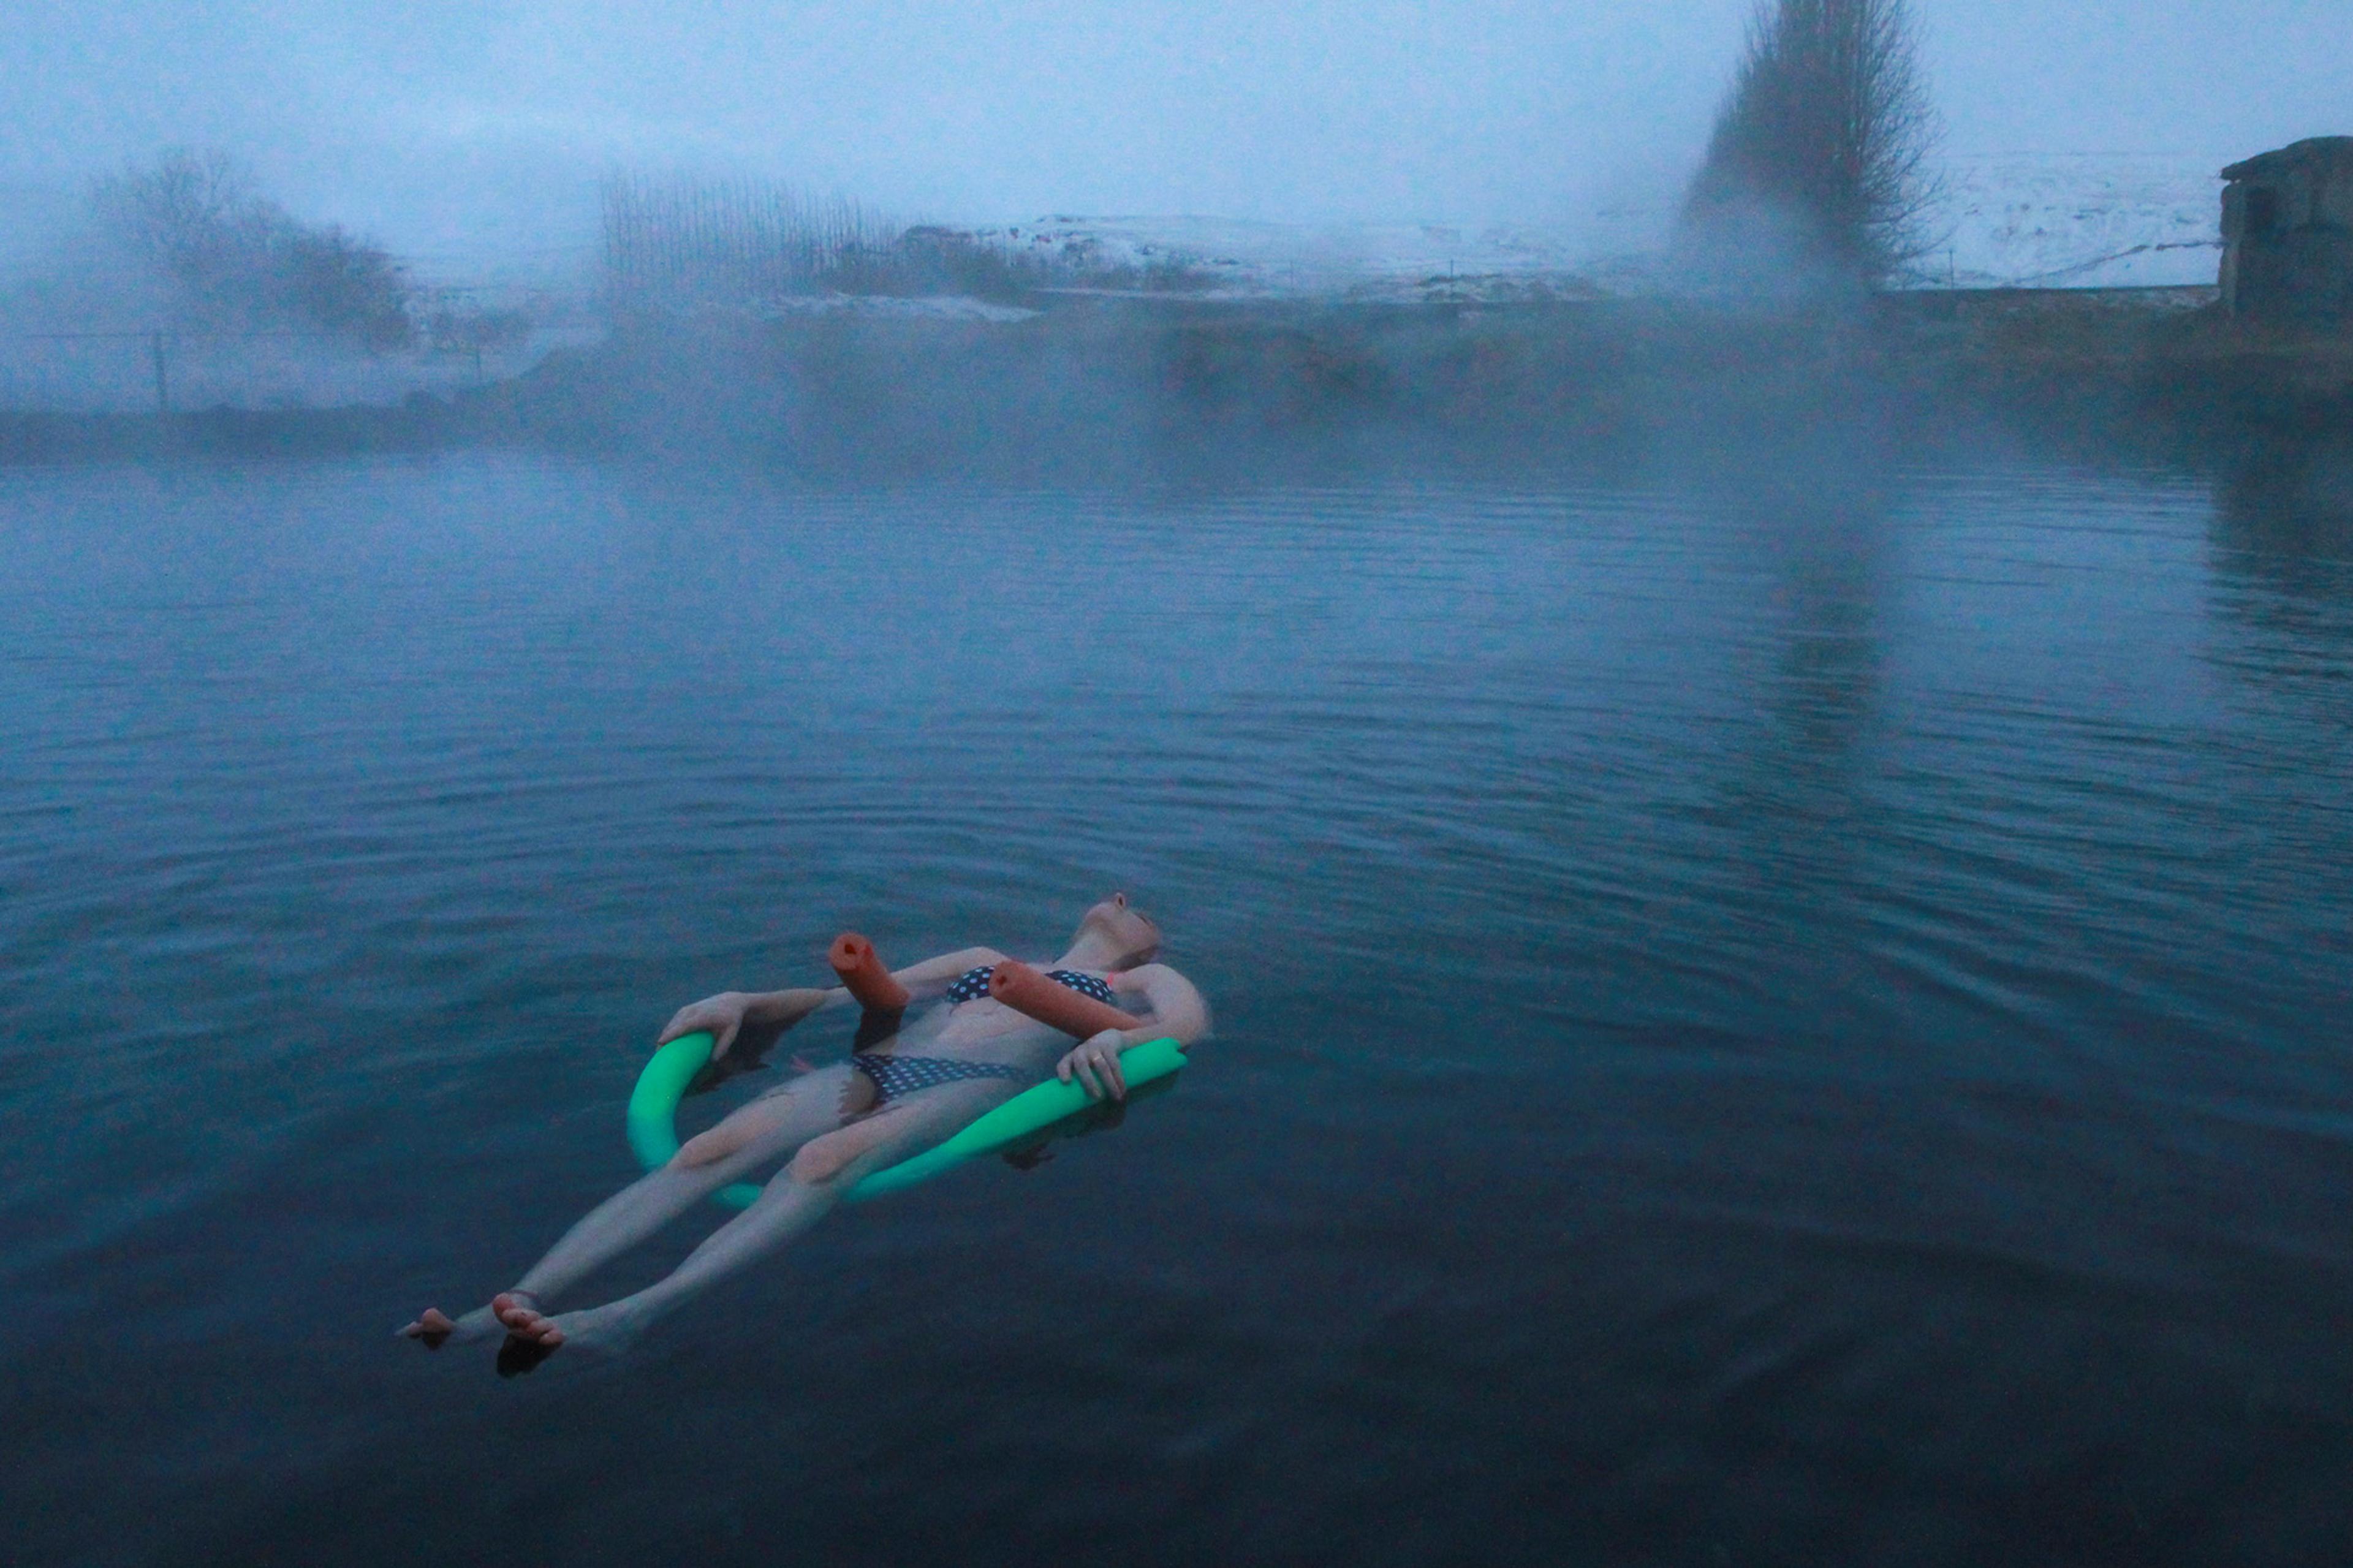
[492,1291,564,1348]
[398,1304,502,1349]
[493,1301,637,1377]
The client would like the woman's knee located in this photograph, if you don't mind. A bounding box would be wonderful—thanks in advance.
[676,1123,748,1167]
[786,1131,858,1184]
[787,1112,902,1184]
[673,1083,819,1169]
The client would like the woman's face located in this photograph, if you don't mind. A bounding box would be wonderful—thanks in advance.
[1082,891,1161,968]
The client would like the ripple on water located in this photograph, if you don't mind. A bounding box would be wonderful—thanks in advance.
[0,452,2347,1564]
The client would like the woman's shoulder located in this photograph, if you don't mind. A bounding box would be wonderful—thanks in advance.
[1109,961,1191,987]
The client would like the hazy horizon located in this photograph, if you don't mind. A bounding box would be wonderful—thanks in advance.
[1,0,2342,276]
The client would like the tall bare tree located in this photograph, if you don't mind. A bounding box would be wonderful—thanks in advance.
[1683,0,1942,287]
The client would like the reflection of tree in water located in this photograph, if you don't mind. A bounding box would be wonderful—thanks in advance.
[1767,525,1885,795]
[2202,435,2353,1003]
[2209,432,2352,858]
[2210,435,2353,730]
[1732,483,1892,830]
[1700,475,1896,1026]
[2213,434,2353,608]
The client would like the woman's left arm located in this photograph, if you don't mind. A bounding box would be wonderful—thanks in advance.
[1058,964,1212,1100]
[1108,964,1211,1047]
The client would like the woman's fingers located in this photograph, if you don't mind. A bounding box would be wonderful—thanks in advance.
[658,993,748,1051]
[657,1013,708,1047]
[1059,1039,1128,1100]
[1078,1045,1126,1101]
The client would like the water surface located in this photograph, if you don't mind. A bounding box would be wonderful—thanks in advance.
[1,447,2347,1565]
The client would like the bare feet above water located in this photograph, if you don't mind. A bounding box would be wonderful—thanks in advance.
[401,1291,615,1376]
[397,1292,563,1354]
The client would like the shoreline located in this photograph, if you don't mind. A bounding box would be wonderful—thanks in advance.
[4,289,2345,471]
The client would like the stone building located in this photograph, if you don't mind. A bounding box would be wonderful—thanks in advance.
[2219,137,2353,320]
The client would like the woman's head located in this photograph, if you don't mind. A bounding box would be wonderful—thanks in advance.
[1072,891,1161,969]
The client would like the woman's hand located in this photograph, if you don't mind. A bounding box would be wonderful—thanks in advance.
[658,992,753,1059]
[657,988,832,1059]
[1056,1029,1129,1102]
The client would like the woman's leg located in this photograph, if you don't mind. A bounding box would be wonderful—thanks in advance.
[401,1064,870,1347]
[508,1077,1020,1358]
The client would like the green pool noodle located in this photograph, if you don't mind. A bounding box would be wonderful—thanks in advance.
[626,1031,1189,1208]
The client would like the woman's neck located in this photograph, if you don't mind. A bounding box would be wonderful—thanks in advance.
[1053,933,1123,971]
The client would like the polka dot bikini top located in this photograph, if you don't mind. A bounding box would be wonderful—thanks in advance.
[944,964,1118,1007]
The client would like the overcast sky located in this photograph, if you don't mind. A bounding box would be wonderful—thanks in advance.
[1,0,2342,265]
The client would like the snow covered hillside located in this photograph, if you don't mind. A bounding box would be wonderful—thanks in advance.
[986,152,2229,301]
[1933,153,2224,289]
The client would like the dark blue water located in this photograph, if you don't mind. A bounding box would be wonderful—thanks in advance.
[1,449,2347,1566]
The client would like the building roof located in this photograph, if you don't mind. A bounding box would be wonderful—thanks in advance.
[2221,136,2353,183]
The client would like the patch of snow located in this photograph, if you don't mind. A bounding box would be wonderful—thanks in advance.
[982,152,2232,302]
[756,293,1039,322]
[976,216,1608,304]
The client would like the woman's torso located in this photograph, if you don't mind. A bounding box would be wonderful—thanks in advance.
[884,963,1117,1072]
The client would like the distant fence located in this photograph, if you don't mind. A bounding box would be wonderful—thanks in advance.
[0,321,600,415]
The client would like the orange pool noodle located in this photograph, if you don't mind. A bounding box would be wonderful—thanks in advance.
[987,959,1142,1038]
[829,932,911,1012]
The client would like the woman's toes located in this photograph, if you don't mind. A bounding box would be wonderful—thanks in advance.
[401,1308,457,1344]
[491,1292,542,1330]
[491,1300,567,1346]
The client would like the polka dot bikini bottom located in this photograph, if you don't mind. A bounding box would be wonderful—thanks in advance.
[852,1053,1028,1105]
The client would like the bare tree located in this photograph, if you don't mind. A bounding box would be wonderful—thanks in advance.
[599,171,900,308]
[1682,0,1944,287]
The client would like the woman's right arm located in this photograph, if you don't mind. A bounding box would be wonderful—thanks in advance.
[656,943,1012,1057]
[656,987,834,1058]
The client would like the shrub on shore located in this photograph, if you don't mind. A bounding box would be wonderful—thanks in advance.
[599,171,1212,312]
[91,149,412,348]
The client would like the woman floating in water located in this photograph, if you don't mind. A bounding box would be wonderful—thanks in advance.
[401,893,1208,1368]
